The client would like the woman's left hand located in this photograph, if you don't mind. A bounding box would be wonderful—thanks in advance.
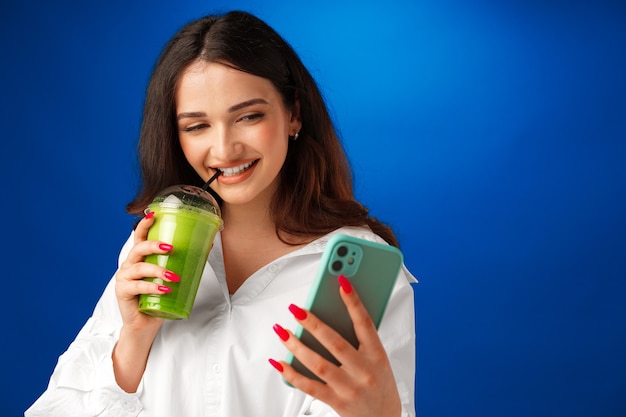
[270,275,401,417]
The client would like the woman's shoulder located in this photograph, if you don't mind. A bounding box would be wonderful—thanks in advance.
[320,226,389,245]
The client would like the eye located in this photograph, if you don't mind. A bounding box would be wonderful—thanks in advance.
[238,113,264,122]
[182,123,209,132]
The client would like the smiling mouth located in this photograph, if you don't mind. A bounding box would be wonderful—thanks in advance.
[215,160,258,177]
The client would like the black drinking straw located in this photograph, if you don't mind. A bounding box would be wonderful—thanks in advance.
[202,170,222,191]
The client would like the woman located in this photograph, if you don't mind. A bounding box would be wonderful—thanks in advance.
[26,10,417,417]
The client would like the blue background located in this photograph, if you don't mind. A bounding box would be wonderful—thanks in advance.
[2,1,625,416]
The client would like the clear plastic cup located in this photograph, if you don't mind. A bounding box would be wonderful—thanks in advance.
[138,185,223,319]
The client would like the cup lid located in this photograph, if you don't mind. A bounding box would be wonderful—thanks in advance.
[149,184,221,218]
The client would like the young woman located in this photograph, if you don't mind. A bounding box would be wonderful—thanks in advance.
[27,10,417,417]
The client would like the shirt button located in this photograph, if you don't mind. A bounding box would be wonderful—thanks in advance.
[213,364,222,373]
[122,399,137,412]
[268,264,279,273]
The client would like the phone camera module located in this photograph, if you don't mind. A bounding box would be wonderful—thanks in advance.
[332,260,343,272]
[337,246,348,257]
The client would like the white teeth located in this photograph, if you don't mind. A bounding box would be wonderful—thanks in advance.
[218,161,255,176]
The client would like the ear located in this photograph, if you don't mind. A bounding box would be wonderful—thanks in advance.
[288,99,302,135]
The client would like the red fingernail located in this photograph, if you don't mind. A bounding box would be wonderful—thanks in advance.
[145,211,155,219]
[164,271,180,282]
[159,243,173,251]
[273,323,290,341]
[338,274,352,294]
[157,285,171,293]
[268,358,284,373]
[288,304,307,320]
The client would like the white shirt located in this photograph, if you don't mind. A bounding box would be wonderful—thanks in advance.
[26,226,417,417]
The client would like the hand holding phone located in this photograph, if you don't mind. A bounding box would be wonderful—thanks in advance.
[285,233,403,382]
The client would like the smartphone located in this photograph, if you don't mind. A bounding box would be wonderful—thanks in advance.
[285,233,403,383]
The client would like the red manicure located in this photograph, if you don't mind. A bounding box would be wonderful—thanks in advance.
[145,211,155,220]
[273,323,290,341]
[268,358,284,373]
[288,304,307,321]
[159,243,173,251]
[157,285,171,293]
[338,274,353,294]
[164,271,180,282]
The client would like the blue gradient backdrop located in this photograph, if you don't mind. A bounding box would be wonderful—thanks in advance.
[2,1,625,416]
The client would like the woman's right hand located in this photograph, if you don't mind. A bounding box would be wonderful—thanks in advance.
[113,211,181,392]
[114,211,179,334]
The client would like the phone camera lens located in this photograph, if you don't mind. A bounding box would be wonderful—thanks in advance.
[332,260,343,272]
[337,246,348,257]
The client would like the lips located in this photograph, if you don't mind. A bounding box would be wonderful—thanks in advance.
[215,160,258,177]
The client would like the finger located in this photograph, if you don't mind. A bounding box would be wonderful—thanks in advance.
[123,240,173,266]
[117,262,180,283]
[274,321,342,384]
[283,306,356,378]
[115,277,172,300]
[269,358,337,406]
[133,211,156,244]
[337,275,384,349]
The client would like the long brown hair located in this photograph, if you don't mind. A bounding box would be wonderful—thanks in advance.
[126,11,398,248]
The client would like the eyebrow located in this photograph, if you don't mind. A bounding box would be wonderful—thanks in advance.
[177,98,269,121]
[228,98,268,112]
[177,111,206,121]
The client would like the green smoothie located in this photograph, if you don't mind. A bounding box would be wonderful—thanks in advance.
[138,186,222,319]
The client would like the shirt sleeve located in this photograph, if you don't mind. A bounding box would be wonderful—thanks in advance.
[25,234,145,417]
[291,266,418,417]
[381,266,417,417]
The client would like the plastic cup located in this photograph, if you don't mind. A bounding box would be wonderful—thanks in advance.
[138,185,223,320]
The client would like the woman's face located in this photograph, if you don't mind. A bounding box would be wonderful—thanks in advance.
[176,60,301,208]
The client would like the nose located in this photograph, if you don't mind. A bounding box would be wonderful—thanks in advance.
[208,125,244,162]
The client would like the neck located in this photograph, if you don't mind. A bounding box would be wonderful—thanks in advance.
[220,199,276,239]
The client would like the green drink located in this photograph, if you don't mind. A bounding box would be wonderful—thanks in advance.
[138,185,223,320]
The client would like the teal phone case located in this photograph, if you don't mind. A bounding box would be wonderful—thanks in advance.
[285,233,403,383]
